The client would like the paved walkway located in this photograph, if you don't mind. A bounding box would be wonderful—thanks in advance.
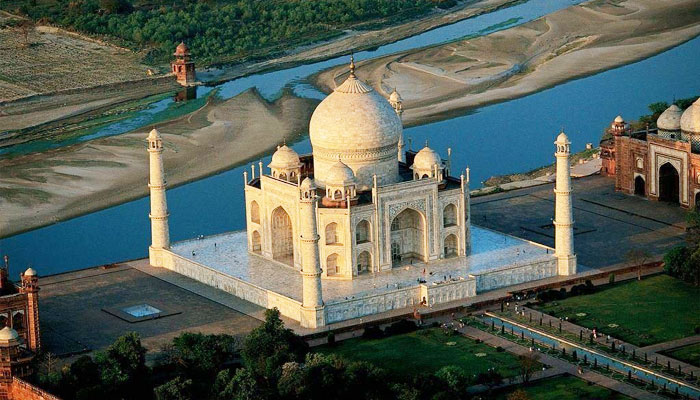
[640,335,700,355]
[515,305,700,378]
[461,326,665,400]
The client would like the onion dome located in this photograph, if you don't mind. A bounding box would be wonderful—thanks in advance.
[174,42,190,56]
[268,145,301,170]
[0,327,19,346]
[614,115,624,123]
[24,267,36,277]
[326,159,356,186]
[309,58,402,188]
[147,128,161,140]
[657,105,682,131]
[681,98,700,134]
[412,145,442,171]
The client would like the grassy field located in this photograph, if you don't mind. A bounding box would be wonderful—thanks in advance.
[493,374,631,400]
[535,275,700,347]
[315,328,523,380]
[662,343,700,368]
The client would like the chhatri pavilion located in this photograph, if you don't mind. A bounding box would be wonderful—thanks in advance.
[146,59,578,329]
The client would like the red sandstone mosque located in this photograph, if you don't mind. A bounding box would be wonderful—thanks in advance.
[0,262,54,400]
[601,98,700,209]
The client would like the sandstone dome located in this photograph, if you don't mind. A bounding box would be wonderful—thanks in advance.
[412,146,442,172]
[657,105,682,131]
[389,88,402,104]
[326,159,356,186]
[300,177,315,190]
[556,131,570,143]
[681,98,700,134]
[614,115,624,123]
[24,267,36,277]
[268,145,301,170]
[309,66,402,189]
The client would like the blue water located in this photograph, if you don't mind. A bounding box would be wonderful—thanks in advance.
[1,3,700,277]
[481,315,700,398]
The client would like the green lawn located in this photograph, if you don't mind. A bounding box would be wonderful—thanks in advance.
[316,328,523,380]
[662,343,700,368]
[535,275,700,347]
[493,375,631,400]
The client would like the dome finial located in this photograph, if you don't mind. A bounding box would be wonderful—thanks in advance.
[425,139,429,148]
[349,54,356,78]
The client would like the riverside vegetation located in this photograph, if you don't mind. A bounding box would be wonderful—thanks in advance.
[1,0,458,66]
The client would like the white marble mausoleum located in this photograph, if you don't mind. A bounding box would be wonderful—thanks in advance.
[146,59,578,329]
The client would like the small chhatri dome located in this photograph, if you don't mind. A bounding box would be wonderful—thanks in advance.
[174,42,190,56]
[268,145,301,169]
[0,327,19,343]
[148,128,161,140]
[680,97,700,134]
[556,131,570,144]
[23,267,36,277]
[389,88,402,103]
[657,104,682,131]
[412,145,442,171]
[326,159,356,186]
[300,177,316,190]
[614,115,624,123]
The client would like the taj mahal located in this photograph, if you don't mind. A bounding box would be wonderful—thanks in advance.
[146,59,578,329]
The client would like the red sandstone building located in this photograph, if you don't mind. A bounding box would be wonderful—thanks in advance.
[601,98,700,209]
[0,264,57,400]
[171,42,195,86]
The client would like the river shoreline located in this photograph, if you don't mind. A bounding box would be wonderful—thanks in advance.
[2,0,699,239]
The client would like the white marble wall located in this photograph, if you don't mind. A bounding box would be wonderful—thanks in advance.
[160,249,303,321]
[420,278,476,307]
[325,286,420,324]
[471,258,557,292]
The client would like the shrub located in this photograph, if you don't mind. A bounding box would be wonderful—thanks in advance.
[496,346,505,352]
[384,320,418,337]
[361,326,384,340]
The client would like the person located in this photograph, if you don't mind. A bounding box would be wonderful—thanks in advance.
[192,250,196,256]
[578,366,583,374]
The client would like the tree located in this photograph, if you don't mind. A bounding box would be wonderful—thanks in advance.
[214,368,262,400]
[507,389,531,400]
[625,248,651,280]
[170,332,238,384]
[475,369,503,394]
[95,332,149,397]
[154,377,193,400]
[518,352,541,384]
[242,308,308,382]
[12,19,34,49]
[434,365,469,398]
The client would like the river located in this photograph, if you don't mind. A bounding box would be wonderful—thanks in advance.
[1,1,699,277]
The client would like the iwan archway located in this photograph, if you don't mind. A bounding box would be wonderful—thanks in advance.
[390,208,426,266]
[271,206,294,266]
[658,163,680,204]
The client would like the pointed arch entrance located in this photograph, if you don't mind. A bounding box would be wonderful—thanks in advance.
[390,208,426,266]
[444,234,458,258]
[634,176,645,197]
[271,206,294,266]
[658,163,679,204]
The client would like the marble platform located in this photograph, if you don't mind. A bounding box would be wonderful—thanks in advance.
[170,226,553,305]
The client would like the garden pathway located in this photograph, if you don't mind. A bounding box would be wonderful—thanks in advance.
[516,306,700,378]
[640,335,700,356]
[460,325,665,400]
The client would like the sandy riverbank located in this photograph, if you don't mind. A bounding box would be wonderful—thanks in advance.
[0,90,318,237]
[0,0,519,133]
[314,0,700,127]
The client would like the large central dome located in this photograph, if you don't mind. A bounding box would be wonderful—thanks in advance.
[309,66,402,189]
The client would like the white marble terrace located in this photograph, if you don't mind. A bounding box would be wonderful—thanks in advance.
[171,226,553,304]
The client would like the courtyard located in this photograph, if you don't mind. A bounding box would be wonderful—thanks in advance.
[472,175,687,268]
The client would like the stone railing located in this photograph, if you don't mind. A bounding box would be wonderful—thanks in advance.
[470,257,557,293]
[325,286,421,324]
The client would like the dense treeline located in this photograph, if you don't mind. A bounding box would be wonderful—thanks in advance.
[1,0,453,65]
[35,309,527,399]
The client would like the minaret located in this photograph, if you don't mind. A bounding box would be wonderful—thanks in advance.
[20,268,40,352]
[389,88,405,163]
[298,177,325,328]
[554,132,576,275]
[148,128,171,267]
